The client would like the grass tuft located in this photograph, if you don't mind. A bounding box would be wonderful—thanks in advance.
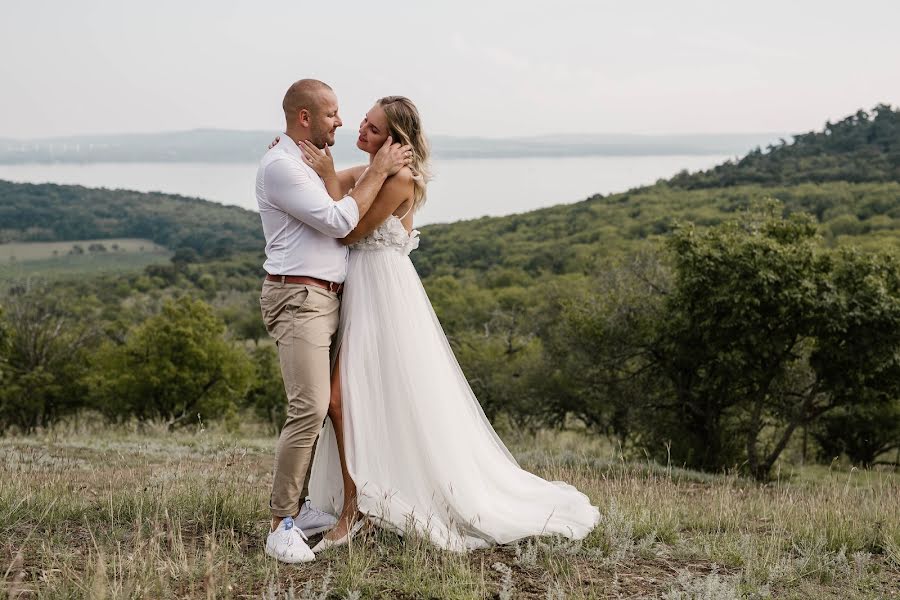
[1,426,898,598]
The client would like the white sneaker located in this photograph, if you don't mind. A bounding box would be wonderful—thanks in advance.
[265,516,315,563]
[296,498,338,537]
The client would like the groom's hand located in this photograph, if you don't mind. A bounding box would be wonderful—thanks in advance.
[371,136,413,177]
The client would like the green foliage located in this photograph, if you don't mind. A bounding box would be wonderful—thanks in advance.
[525,205,900,479]
[0,286,97,432]
[450,303,548,428]
[411,180,900,284]
[540,258,669,445]
[1,104,899,476]
[814,401,900,466]
[88,297,253,427]
[655,206,826,474]
[0,180,262,257]
[671,104,900,188]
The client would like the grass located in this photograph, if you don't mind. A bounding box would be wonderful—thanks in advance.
[0,239,165,262]
[1,425,898,599]
[0,238,170,281]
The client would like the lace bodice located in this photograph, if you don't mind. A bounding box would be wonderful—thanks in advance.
[350,215,420,255]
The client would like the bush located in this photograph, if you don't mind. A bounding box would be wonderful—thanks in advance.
[88,297,253,427]
[0,287,97,432]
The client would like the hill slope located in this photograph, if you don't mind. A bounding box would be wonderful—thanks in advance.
[671,104,900,188]
[1,105,898,277]
[0,181,262,257]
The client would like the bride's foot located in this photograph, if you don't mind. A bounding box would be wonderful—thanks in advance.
[312,510,366,553]
[323,508,363,542]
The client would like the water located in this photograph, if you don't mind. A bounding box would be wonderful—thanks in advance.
[0,155,731,226]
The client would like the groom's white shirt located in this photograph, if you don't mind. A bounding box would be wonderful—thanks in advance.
[256,135,360,282]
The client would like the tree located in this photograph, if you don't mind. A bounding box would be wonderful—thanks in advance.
[549,204,900,478]
[650,204,900,479]
[814,401,900,466]
[541,258,669,447]
[0,286,97,432]
[89,297,253,427]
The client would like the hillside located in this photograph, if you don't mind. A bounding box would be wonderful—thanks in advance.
[413,180,900,278]
[413,104,900,277]
[0,180,262,258]
[670,104,900,188]
[1,105,898,278]
[2,105,899,485]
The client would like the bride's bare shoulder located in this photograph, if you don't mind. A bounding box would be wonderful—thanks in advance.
[389,166,414,183]
[380,166,414,198]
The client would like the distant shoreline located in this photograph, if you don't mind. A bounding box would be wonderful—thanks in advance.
[0,129,786,165]
[0,154,734,226]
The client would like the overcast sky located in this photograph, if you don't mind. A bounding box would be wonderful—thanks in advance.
[2,0,898,140]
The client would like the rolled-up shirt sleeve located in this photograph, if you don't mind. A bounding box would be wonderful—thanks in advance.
[264,158,360,238]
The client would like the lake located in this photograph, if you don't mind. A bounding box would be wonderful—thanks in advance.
[0,155,732,226]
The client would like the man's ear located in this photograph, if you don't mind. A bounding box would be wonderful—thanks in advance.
[298,108,311,128]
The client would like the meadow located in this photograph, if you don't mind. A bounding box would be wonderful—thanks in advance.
[2,106,899,599]
[1,424,898,599]
[0,238,169,281]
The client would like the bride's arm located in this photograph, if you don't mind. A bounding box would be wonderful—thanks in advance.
[299,141,353,200]
[336,165,367,196]
[300,141,373,201]
[268,137,367,200]
[340,170,413,246]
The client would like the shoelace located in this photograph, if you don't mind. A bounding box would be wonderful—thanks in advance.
[279,516,308,544]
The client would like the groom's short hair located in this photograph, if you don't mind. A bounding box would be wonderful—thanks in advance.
[283,79,333,121]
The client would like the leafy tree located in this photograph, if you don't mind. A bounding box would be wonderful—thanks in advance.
[653,205,900,478]
[541,257,669,447]
[813,401,900,466]
[0,306,9,394]
[89,297,253,427]
[453,320,547,429]
[0,286,97,432]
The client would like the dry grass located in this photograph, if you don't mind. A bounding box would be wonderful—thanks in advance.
[1,425,898,599]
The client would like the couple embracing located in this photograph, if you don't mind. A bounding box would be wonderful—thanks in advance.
[257,78,599,563]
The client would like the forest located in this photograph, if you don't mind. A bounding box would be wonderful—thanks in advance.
[1,105,899,481]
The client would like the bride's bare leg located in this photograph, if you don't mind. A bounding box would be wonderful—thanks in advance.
[324,353,360,541]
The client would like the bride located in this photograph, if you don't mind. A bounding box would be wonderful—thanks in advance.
[298,96,600,552]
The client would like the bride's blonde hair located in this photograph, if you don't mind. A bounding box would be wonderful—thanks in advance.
[378,96,432,212]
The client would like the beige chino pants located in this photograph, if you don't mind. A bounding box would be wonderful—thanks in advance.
[259,278,340,518]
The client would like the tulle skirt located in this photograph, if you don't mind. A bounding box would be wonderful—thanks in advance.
[310,248,600,551]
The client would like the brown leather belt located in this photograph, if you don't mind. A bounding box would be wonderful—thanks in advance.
[265,273,343,294]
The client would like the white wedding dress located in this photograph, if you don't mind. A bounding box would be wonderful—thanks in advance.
[309,214,600,551]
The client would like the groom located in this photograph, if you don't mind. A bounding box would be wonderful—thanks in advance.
[256,79,410,563]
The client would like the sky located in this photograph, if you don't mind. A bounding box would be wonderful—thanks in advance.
[1,0,898,140]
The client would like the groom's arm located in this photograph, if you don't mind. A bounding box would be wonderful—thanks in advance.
[264,141,409,238]
[264,158,362,238]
